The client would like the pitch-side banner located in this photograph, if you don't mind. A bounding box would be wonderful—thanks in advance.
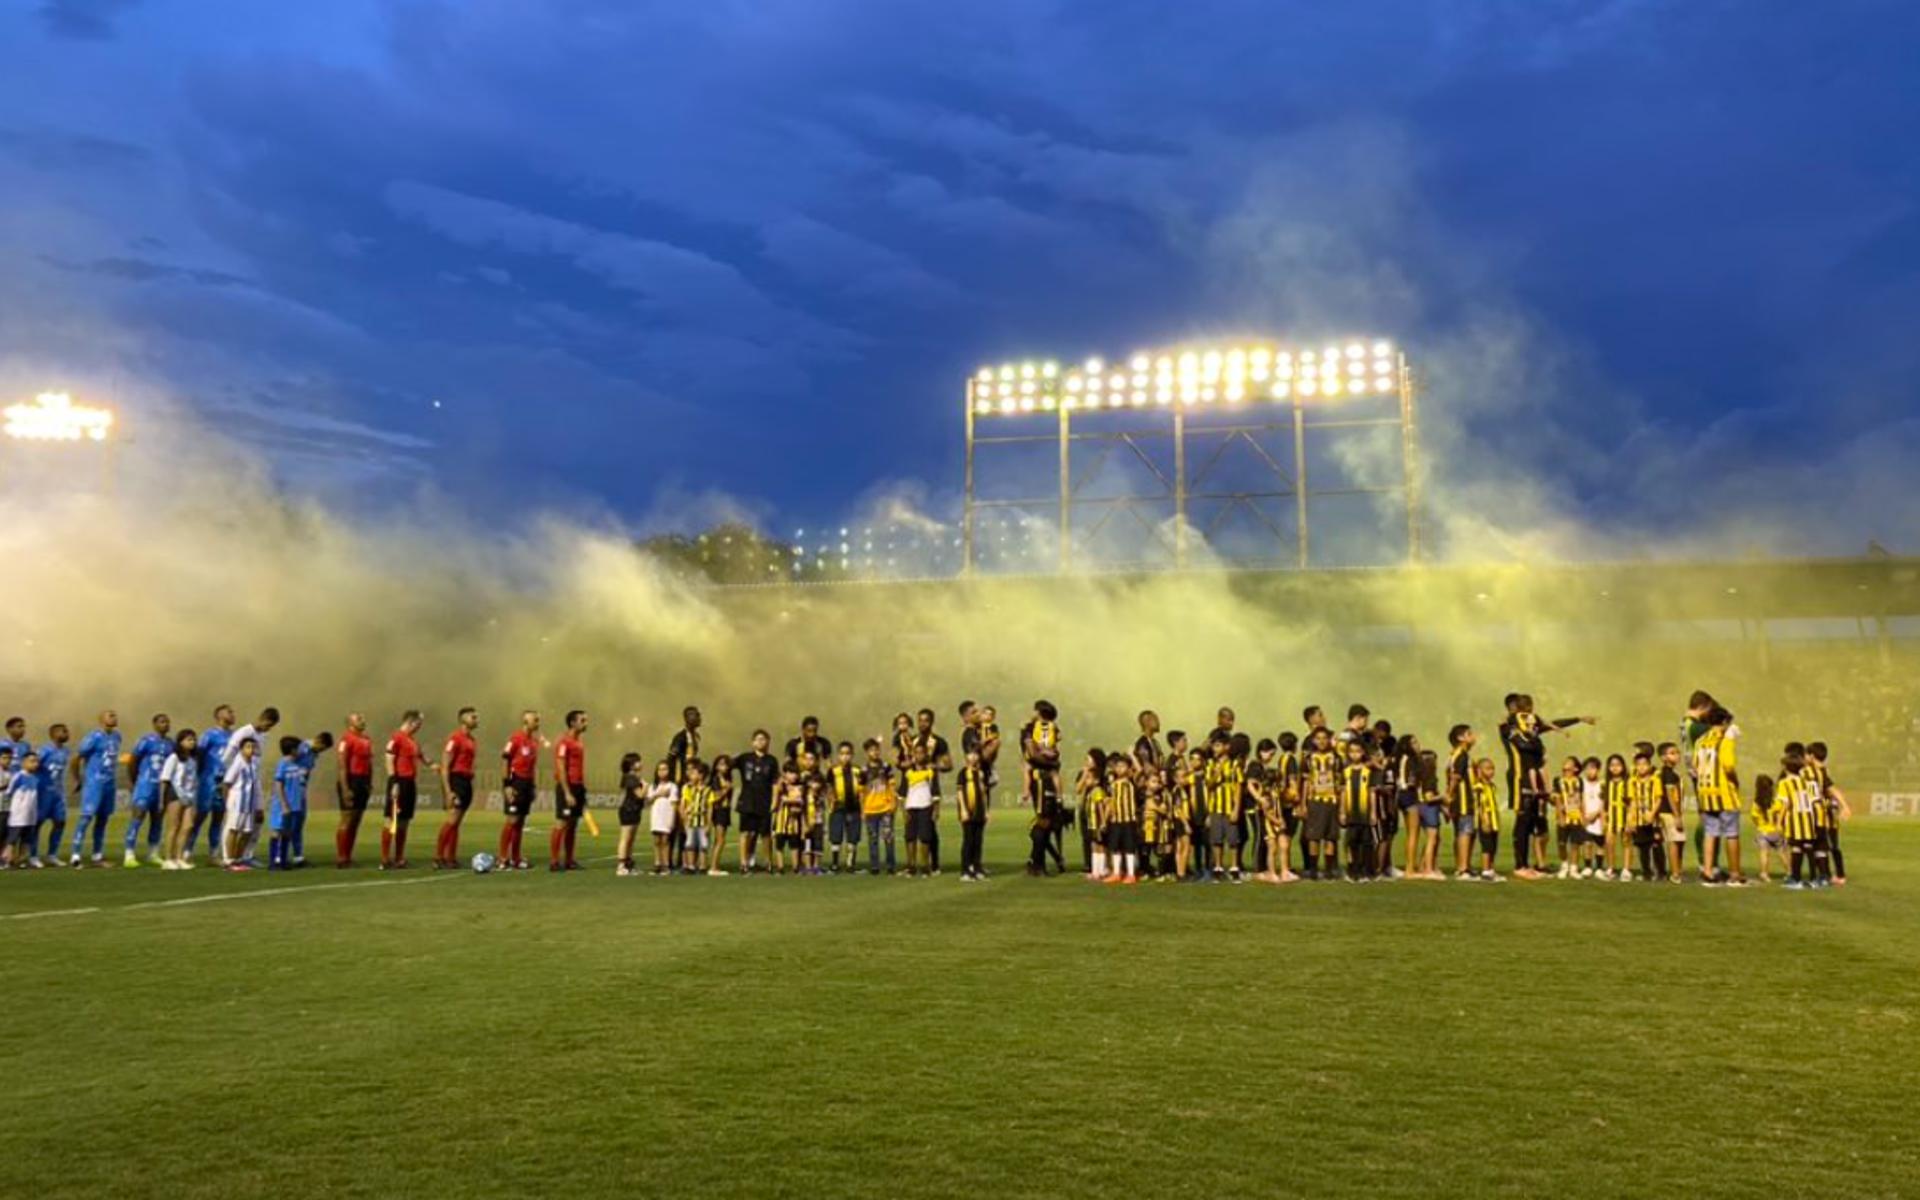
[1866,792,1920,818]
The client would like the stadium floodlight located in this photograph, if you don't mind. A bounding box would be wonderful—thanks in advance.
[968,337,1405,419]
[3,392,114,442]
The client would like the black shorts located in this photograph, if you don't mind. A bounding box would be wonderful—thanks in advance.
[905,807,936,844]
[617,800,644,828]
[1106,821,1142,854]
[1282,808,1301,837]
[738,809,771,837]
[448,774,475,811]
[710,803,731,830]
[1302,800,1339,843]
[504,777,535,819]
[343,774,372,813]
[555,781,587,822]
[1377,804,1400,838]
[1516,794,1548,838]
[775,833,804,851]
[384,777,418,822]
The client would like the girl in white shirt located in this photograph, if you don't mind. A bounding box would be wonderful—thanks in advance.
[159,729,200,870]
[646,761,680,876]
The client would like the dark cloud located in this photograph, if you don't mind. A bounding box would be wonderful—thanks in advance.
[35,0,142,41]
[0,1,1916,551]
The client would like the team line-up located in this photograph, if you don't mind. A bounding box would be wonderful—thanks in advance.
[0,689,1852,889]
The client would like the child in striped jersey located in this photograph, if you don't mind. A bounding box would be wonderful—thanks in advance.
[1603,754,1631,880]
[1750,771,1784,884]
[1552,757,1582,878]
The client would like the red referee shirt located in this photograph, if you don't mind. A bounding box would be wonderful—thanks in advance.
[556,733,585,787]
[443,728,476,778]
[504,731,539,781]
[387,730,420,779]
[340,731,373,778]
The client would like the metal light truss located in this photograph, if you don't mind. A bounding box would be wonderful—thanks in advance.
[962,338,1420,573]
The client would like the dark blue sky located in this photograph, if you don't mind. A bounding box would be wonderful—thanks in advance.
[3,1,1917,553]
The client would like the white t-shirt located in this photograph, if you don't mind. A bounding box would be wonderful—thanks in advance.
[225,756,262,812]
[648,782,679,835]
[1581,779,1605,835]
[160,754,198,802]
[905,773,934,811]
[7,772,38,826]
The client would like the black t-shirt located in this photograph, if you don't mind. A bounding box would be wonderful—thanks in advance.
[666,728,699,783]
[735,752,777,816]
[784,734,831,765]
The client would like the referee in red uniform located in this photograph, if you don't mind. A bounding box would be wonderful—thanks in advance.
[335,712,374,868]
[499,710,541,870]
[435,707,479,869]
[549,709,589,871]
[381,711,429,870]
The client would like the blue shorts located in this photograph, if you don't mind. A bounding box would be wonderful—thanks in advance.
[1453,815,1477,836]
[1418,802,1444,830]
[130,783,162,813]
[80,779,117,817]
[39,788,68,822]
[196,776,223,815]
[1396,789,1421,812]
[1701,810,1740,839]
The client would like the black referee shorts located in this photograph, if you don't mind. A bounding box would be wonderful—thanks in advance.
[555,781,587,822]
[343,774,372,813]
[449,774,475,811]
[504,777,535,819]
[385,777,418,822]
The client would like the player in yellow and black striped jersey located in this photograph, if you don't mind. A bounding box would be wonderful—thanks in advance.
[1025,764,1064,877]
[1552,757,1582,874]
[1602,755,1631,878]
[1301,727,1343,880]
[956,749,991,881]
[1141,769,1172,881]
[1691,706,1745,885]
[1626,753,1664,881]
[678,763,715,874]
[1202,736,1246,882]
[1273,732,1303,881]
[771,765,806,875]
[1805,742,1848,884]
[1774,747,1822,888]
[1103,756,1142,883]
[1083,771,1112,881]
[1470,758,1503,880]
[1173,748,1206,881]
[1445,725,1478,880]
[1339,740,1378,881]
[826,742,863,874]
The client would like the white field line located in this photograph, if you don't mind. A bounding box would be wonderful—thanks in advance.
[2,855,619,921]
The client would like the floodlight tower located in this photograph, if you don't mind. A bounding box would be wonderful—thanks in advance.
[961,339,1419,573]
[2,391,121,495]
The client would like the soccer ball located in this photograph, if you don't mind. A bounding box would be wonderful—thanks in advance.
[471,852,497,874]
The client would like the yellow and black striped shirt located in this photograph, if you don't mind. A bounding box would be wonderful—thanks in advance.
[1085,784,1110,834]
[1307,750,1340,803]
[1341,763,1373,824]
[1447,747,1473,812]
[1472,779,1500,833]
[956,766,990,823]
[1604,778,1630,832]
[829,764,861,813]
[1109,778,1139,824]
[1627,775,1660,827]
[680,782,714,828]
[1778,774,1818,841]
[1553,774,1582,825]
[1204,759,1244,817]
[1693,727,1740,813]
[774,787,805,837]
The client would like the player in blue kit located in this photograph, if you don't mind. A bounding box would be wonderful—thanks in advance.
[268,733,330,868]
[32,723,71,868]
[1,716,31,767]
[68,710,123,867]
[122,713,174,868]
[188,705,236,866]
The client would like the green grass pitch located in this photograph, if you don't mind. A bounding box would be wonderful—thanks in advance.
[5,815,1918,1200]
